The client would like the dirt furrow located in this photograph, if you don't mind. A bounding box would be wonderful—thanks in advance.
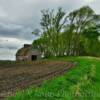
[0,61,75,99]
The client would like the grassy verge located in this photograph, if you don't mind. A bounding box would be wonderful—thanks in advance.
[7,56,100,100]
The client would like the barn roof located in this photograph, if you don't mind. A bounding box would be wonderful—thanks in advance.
[16,44,40,56]
[16,46,31,56]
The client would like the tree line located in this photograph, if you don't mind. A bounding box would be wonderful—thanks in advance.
[32,6,100,58]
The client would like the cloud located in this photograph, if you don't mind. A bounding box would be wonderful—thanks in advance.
[0,22,35,40]
[0,48,16,60]
[0,0,99,60]
[0,37,32,60]
[83,0,96,3]
[0,37,31,49]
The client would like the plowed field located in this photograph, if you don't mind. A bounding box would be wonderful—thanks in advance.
[0,60,75,99]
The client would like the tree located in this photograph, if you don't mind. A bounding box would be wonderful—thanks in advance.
[32,6,100,58]
[40,7,67,56]
[65,6,97,55]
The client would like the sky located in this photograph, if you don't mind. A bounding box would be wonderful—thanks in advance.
[0,0,99,60]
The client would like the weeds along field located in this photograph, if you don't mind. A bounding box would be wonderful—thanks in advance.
[0,60,75,99]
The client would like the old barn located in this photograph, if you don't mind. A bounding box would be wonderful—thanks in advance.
[16,44,41,61]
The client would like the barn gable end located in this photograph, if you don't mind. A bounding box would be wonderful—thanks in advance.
[16,44,41,61]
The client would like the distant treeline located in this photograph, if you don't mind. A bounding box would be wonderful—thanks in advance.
[32,6,100,58]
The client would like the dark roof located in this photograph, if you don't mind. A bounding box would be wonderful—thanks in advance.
[16,46,31,56]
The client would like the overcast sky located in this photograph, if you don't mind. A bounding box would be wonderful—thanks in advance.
[0,0,99,60]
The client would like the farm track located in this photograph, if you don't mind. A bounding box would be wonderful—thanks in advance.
[0,60,75,99]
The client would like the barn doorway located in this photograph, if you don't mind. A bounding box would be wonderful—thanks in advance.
[31,55,37,61]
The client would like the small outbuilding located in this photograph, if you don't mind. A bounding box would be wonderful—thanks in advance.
[16,44,41,61]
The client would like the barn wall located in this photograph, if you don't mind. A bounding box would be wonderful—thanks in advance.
[16,49,41,61]
[16,55,41,61]
[28,50,41,61]
[16,56,29,61]
[28,54,41,61]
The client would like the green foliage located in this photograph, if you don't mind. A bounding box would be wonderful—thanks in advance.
[72,64,96,99]
[32,6,100,58]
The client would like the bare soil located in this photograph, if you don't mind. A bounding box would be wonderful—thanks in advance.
[0,60,75,99]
